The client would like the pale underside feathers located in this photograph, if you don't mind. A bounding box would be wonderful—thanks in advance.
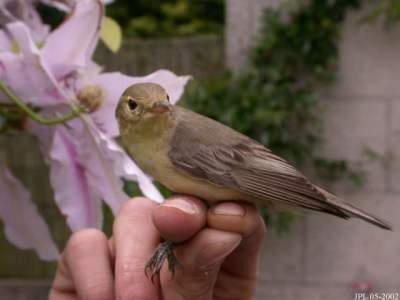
[169,107,392,230]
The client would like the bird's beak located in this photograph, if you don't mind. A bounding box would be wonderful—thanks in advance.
[150,100,172,113]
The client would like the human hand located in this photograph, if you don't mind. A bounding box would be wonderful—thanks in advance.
[49,196,266,300]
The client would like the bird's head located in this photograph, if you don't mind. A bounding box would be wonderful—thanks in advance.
[116,82,173,135]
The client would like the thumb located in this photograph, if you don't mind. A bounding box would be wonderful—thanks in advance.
[159,228,242,300]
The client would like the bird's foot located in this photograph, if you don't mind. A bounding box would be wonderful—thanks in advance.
[145,241,181,282]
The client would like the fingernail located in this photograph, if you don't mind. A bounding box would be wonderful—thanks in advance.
[163,198,197,214]
[211,202,245,216]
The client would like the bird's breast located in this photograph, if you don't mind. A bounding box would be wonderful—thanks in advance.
[125,134,241,203]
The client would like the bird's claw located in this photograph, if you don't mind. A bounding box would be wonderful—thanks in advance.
[145,241,181,282]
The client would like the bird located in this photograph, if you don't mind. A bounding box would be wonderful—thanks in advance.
[115,82,392,279]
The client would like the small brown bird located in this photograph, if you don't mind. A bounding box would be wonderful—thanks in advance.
[116,82,392,278]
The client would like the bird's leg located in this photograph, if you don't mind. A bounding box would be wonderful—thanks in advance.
[145,240,182,282]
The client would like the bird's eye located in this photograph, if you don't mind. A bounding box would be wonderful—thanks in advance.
[127,98,138,111]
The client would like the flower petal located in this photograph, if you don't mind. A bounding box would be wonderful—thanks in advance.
[40,0,113,11]
[0,0,50,42]
[42,0,104,79]
[39,0,73,11]
[0,29,12,51]
[6,21,39,55]
[0,161,59,261]
[0,22,65,105]
[25,118,55,158]
[70,117,128,214]
[49,125,103,230]
[81,69,191,137]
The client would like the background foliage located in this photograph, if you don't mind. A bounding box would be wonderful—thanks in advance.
[363,0,400,28]
[106,0,224,37]
[37,0,224,38]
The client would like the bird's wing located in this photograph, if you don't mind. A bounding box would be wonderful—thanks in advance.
[169,108,348,217]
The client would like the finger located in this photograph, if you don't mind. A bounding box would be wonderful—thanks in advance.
[113,197,160,300]
[208,202,266,299]
[160,228,242,300]
[49,229,114,300]
[152,195,207,242]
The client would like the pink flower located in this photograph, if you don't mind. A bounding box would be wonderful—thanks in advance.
[0,161,59,260]
[40,0,114,12]
[0,0,190,260]
[0,0,50,43]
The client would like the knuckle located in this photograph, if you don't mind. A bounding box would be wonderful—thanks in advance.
[117,260,144,285]
[115,261,153,299]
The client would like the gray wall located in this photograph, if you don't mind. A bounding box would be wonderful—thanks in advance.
[94,35,224,79]
[226,1,400,299]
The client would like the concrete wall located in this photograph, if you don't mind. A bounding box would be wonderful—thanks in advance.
[94,35,224,79]
[226,1,400,299]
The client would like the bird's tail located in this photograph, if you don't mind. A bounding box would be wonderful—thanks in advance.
[315,186,393,231]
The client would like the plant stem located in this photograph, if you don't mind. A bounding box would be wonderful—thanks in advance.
[0,81,83,126]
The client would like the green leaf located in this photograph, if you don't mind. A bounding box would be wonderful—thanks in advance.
[100,17,122,53]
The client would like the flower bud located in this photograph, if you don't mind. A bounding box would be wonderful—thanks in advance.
[77,85,104,113]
